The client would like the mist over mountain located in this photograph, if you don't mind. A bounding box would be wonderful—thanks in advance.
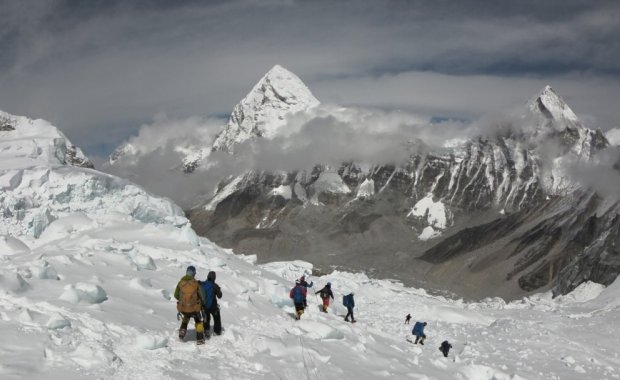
[2,111,619,378]
[0,65,618,378]
[104,65,619,300]
[3,2,620,377]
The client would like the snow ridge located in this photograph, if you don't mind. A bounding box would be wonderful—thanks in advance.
[0,110,93,169]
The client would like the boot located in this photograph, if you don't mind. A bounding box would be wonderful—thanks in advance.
[196,322,205,344]
[178,328,187,341]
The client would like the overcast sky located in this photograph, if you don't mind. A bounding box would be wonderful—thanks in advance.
[1,0,619,157]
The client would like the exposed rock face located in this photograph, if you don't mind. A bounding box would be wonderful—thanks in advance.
[65,143,95,168]
[418,191,619,297]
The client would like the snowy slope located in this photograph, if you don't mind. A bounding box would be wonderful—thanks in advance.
[2,112,620,379]
[2,227,620,379]
[0,110,92,168]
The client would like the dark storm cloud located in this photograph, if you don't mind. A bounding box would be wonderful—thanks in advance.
[0,0,619,157]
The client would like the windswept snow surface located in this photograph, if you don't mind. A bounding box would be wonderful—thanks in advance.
[2,220,620,379]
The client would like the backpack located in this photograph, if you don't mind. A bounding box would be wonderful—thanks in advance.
[320,289,328,299]
[343,295,350,307]
[202,281,215,309]
[177,279,201,313]
[413,322,424,335]
[292,286,304,303]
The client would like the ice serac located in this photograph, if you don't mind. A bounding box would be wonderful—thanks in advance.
[211,64,320,152]
[0,110,189,239]
[0,110,93,169]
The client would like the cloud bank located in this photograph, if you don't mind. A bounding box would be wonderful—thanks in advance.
[1,0,619,157]
[104,99,620,209]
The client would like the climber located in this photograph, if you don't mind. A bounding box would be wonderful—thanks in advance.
[200,271,223,336]
[343,292,356,323]
[174,265,206,345]
[412,321,427,345]
[439,340,452,357]
[315,282,334,312]
[290,280,307,320]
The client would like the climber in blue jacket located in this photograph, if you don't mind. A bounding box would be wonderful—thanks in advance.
[412,321,427,345]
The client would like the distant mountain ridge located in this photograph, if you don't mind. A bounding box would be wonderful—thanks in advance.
[107,65,618,299]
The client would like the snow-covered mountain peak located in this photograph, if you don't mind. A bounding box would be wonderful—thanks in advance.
[257,65,318,107]
[0,110,93,169]
[528,85,580,124]
[212,65,320,152]
[108,142,137,165]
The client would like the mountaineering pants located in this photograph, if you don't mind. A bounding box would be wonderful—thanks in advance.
[322,297,330,311]
[294,302,305,316]
[414,334,426,344]
[203,307,222,335]
[179,312,204,341]
[345,306,355,321]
